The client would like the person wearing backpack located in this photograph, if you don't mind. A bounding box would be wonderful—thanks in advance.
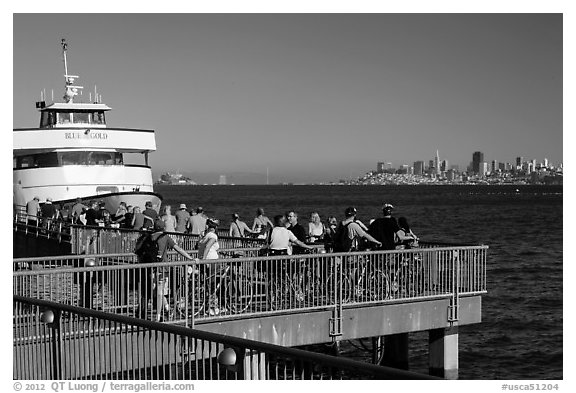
[334,207,382,252]
[135,219,195,321]
[368,203,415,250]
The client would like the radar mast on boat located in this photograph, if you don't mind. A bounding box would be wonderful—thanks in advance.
[61,38,83,104]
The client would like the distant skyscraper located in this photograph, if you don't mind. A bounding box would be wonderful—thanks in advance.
[414,161,424,175]
[516,156,523,169]
[435,150,441,175]
[472,151,484,174]
[219,175,227,185]
[377,162,385,173]
[543,158,549,168]
[441,159,448,172]
[480,162,488,177]
[492,160,498,173]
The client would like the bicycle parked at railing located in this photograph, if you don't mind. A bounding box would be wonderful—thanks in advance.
[325,249,425,303]
[265,249,318,310]
[325,254,389,303]
[387,252,425,297]
[176,253,253,318]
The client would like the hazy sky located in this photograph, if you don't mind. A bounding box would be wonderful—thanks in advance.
[12,13,563,183]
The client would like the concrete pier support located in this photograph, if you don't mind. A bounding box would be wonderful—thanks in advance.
[380,333,409,370]
[429,326,459,379]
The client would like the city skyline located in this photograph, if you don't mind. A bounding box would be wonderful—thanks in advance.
[376,149,561,172]
[12,13,563,184]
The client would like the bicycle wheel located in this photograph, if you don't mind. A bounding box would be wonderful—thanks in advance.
[176,275,207,318]
[225,274,253,314]
[325,272,351,304]
[267,280,284,311]
[367,270,390,300]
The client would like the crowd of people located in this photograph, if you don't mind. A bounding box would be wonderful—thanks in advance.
[25,196,420,256]
[132,202,421,320]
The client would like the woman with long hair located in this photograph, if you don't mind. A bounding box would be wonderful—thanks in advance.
[160,204,177,233]
[307,211,325,243]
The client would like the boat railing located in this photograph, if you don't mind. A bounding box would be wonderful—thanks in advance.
[13,209,72,243]
[13,295,437,380]
[13,245,487,326]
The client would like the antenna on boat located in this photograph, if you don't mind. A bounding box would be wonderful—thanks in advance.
[61,38,83,103]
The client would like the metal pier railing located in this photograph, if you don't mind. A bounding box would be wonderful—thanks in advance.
[14,246,487,327]
[14,295,438,380]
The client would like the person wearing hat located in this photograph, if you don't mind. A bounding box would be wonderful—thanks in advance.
[41,197,57,220]
[187,206,207,235]
[334,207,381,252]
[229,213,256,238]
[368,203,413,250]
[175,203,190,233]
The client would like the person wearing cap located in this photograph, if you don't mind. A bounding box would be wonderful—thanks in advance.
[41,197,55,217]
[368,203,413,250]
[335,207,382,252]
[229,213,256,238]
[142,201,158,230]
[26,196,41,226]
[188,206,207,235]
[175,203,191,233]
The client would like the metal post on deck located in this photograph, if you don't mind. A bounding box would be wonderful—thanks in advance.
[329,255,343,339]
[448,250,460,322]
[40,309,62,379]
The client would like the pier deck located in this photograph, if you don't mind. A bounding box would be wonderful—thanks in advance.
[14,246,486,379]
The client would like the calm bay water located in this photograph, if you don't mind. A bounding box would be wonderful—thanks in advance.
[156,184,563,380]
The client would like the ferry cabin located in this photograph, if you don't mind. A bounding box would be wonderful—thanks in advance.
[13,103,159,210]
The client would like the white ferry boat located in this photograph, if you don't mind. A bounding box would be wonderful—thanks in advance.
[13,39,162,213]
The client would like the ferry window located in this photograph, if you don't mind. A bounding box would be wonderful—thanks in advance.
[73,112,90,124]
[16,156,35,168]
[60,151,85,165]
[92,111,105,124]
[58,112,71,124]
[35,153,59,168]
[59,151,122,166]
[40,111,55,127]
[88,152,115,165]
